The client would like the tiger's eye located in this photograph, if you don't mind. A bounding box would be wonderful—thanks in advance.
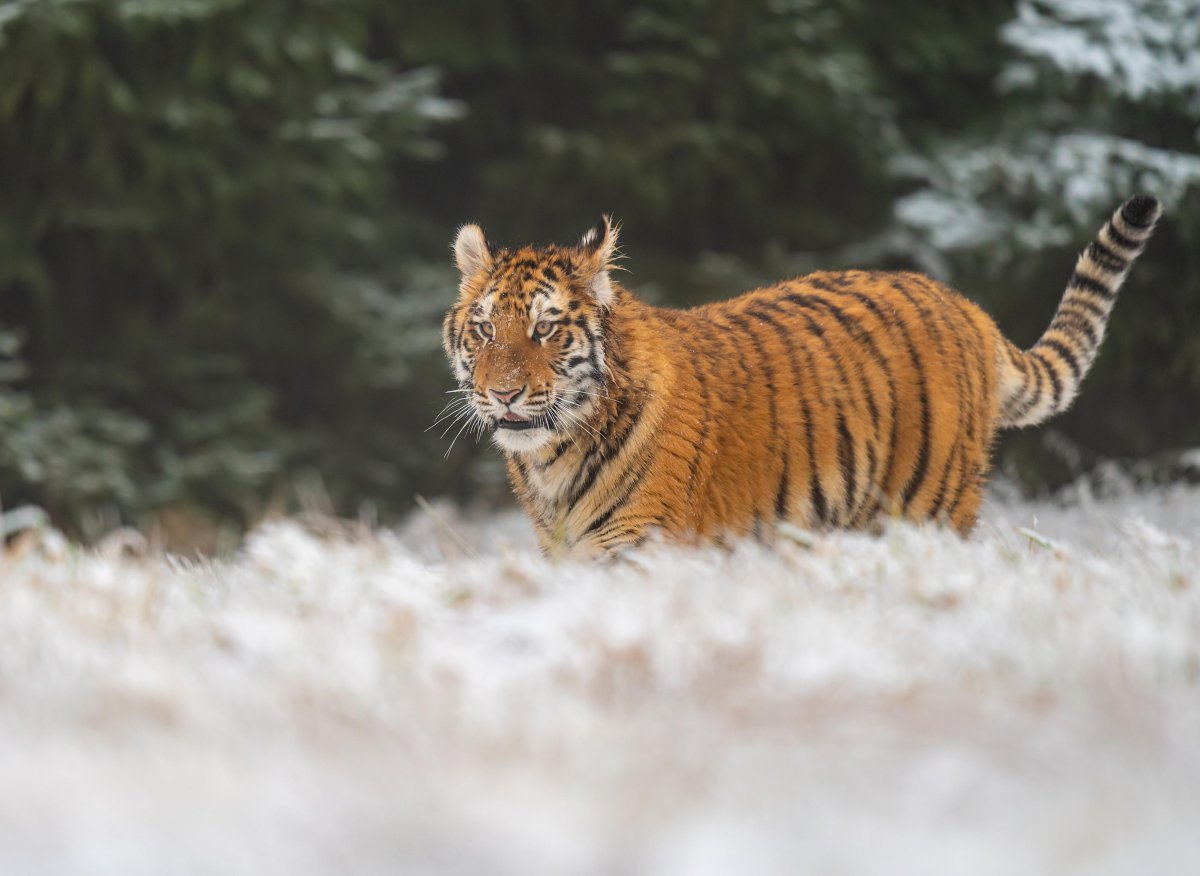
[477,321,494,340]
[534,320,555,338]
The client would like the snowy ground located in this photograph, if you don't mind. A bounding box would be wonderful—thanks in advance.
[1,485,1199,875]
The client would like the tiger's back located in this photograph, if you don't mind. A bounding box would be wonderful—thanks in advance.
[444,196,1161,557]
[648,270,1005,539]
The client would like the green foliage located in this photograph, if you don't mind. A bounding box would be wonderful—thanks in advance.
[0,0,465,531]
[396,0,896,251]
[495,0,888,249]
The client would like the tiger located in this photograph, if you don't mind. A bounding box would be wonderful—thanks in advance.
[442,195,1161,558]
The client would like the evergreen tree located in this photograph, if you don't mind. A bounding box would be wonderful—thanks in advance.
[0,0,464,533]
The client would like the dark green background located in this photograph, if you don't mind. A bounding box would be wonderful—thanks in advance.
[1,0,1197,542]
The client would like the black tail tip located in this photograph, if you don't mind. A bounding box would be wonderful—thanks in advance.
[1121,194,1161,229]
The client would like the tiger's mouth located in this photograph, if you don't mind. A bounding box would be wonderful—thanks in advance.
[494,411,547,432]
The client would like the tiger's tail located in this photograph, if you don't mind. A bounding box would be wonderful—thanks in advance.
[998,194,1162,429]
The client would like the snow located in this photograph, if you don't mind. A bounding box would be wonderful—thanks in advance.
[892,133,1200,267]
[1003,0,1200,107]
[1,485,1199,875]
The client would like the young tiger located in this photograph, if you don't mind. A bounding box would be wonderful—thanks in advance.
[442,196,1161,557]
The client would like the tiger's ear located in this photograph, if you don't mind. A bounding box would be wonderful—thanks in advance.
[453,223,492,277]
[576,215,619,308]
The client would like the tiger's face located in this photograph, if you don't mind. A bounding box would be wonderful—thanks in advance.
[442,217,619,454]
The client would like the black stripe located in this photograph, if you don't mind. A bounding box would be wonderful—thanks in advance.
[888,281,937,510]
[1056,302,1099,336]
[658,446,692,468]
[715,314,763,434]
[810,436,828,524]
[567,395,640,507]
[857,442,879,526]
[1010,349,1045,421]
[1038,337,1083,386]
[760,298,873,471]
[944,457,973,522]
[926,443,958,520]
[538,438,573,469]
[1087,240,1129,273]
[1104,221,1142,252]
[1008,357,1036,422]
[946,297,990,438]
[923,301,976,512]
[577,324,597,362]
[836,416,856,525]
[751,302,855,522]
[726,312,780,461]
[803,281,900,488]
[593,513,663,550]
[932,442,969,520]
[902,391,933,510]
[683,333,714,504]
[513,455,530,487]
[944,305,977,456]
[1062,295,1108,320]
[743,308,826,525]
[584,461,650,537]
[775,456,790,520]
[922,286,974,514]
[896,278,954,356]
[1068,271,1115,299]
[781,293,883,426]
[1033,351,1063,408]
[1028,352,1046,411]
[729,307,806,523]
[1002,344,1028,420]
[705,314,753,411]
[1050,309,1100,348]
[823,282,924,509]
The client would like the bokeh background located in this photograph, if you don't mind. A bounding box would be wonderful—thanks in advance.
[1,0,1197,546]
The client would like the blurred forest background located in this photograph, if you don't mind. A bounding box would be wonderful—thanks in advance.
[1,0,1197,543]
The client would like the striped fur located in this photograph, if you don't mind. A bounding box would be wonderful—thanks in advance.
[443,198,1160,557]
[998,195,1162,426]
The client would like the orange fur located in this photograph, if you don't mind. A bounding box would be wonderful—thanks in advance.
[443,199,1160,557]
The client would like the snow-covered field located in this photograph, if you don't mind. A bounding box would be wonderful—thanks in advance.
[2,485,1199,875]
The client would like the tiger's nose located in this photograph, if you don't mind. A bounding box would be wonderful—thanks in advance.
[490,386,525,405]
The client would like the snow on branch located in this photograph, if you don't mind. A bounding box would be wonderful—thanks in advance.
[1002,0,1200,106]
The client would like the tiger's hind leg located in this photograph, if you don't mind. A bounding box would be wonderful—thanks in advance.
[947,459,988,535]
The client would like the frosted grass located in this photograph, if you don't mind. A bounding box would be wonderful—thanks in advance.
[0,486,1198,875]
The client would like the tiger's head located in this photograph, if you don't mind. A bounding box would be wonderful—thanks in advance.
[442,216,619,454]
